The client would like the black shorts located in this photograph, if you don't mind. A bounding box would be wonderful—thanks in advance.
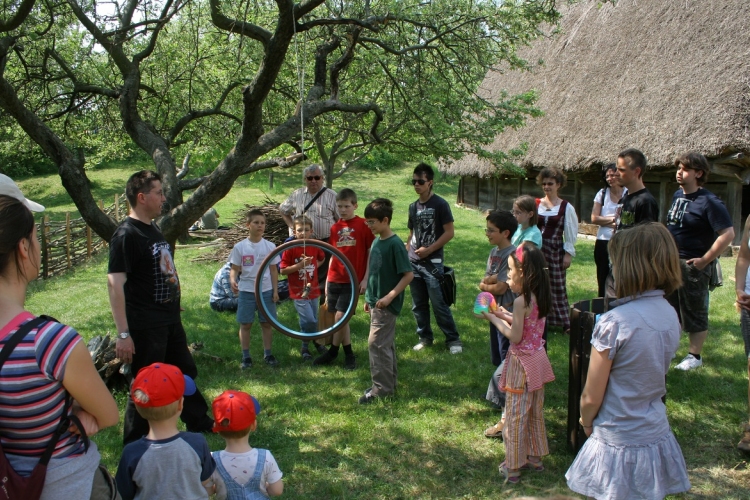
[326,282,353,313]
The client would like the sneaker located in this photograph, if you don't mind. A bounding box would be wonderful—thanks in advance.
[363,387,373,395]
[313,342,328,354]
[312,349,338,365]
[300,348,313,361]
[264,355,280,367]
[359,392,379,405]
[449,344,463,354]
[241,357,253,370]
[344,354,356,370]
[674,353,702,371]
[738,423,750,453]
[413,339,433,351]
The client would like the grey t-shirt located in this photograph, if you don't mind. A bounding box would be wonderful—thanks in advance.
[485,245,516,308]
[590,290,680,445]
[116,432,215,500]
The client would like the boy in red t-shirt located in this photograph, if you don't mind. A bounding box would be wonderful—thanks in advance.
[313,189,375,369]
[280,215,325,360]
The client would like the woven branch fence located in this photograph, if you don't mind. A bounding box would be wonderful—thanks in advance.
[37,194,130,280]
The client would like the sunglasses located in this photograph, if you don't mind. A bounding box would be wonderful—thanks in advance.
[306,176,321,181]
[411,179,428,185]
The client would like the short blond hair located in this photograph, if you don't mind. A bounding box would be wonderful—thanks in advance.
[609,223,682,298]
[133,390,181,421]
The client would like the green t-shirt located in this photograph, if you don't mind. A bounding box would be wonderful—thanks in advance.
[366,233,412,315]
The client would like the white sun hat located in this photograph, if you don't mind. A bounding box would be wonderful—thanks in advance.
[0,174,44,212]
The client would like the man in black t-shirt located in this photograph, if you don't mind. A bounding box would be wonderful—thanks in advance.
[614,148,659,231]
[666,153,734,371]
[108,170,213,444]
[407,163,462,353]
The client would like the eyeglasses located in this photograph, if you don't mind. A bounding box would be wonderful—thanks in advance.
[511,210,524,216]
[365,220,377,226]
[484,228,497,234]
[306,176,321,181]
[411,179,428,185]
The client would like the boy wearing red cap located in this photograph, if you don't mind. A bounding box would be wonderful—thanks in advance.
[210,390,284,499]
[115,363,217,500]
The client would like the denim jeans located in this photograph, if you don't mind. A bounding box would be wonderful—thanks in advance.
[409,261,460,345]
[294,297,319,333]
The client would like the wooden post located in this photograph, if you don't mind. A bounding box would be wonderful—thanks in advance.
[269,171,274,189]
[114,193,120,222]
[41,215,49,279]
[491,177,498,209]
[86,221,93,257]
[474,175,479,208]
[725,180,742,246]
[658,180,668,224]
[573,174,582,219]
[65,212,72,269]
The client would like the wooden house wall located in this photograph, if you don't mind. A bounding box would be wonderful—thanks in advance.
[459,173,744,244]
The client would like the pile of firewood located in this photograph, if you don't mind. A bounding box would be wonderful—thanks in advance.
[87,335,222,389]
[191,196,289,264]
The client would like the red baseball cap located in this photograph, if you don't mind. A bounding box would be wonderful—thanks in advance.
[131,363,196,408]
[212,390,261,432]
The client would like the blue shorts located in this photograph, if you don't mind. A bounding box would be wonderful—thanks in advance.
[237,290,277,324]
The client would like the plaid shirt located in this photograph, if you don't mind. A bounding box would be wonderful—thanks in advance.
[279,187,339,239]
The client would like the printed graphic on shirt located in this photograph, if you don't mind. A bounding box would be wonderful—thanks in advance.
[336,227,357,247]
[412,207,437,248]
[666,198,690,228]
[616,205,635,228]
[487,256,503,277]
[152,242,180,302]
[242,255,255,267]
[295,256,316,282]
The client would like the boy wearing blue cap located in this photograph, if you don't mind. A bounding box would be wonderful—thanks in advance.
[210,390,284,498]
[115,363,216,500]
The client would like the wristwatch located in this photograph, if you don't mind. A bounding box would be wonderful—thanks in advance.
[118,331,130,340]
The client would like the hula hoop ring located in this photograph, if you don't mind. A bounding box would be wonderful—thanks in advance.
[254,239,359,340]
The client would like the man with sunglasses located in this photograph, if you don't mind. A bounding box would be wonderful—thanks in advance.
[407,163,462,354]
[280,165,340,304]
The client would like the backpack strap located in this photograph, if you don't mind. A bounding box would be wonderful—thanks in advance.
[303,187,327,213]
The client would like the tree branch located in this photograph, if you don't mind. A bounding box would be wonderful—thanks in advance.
[0,0,36,33]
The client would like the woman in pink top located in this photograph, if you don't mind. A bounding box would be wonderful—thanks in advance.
[0,175,118,498]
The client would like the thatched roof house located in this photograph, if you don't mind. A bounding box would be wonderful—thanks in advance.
[445,0,750,242]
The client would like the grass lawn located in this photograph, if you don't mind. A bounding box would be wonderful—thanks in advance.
[21,163,750,498]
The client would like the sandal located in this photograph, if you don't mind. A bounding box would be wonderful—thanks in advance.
[519,458,544,471]
[498,461,520,484]
[484,418,505,439]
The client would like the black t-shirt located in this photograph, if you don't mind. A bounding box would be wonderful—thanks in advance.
[108,217,181,329]
[615,188,659,231]
[666,188,733,259]
[407,194,454,263]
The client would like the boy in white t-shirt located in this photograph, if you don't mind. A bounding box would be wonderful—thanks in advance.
[210,390,283,499]
[230,210,280,369]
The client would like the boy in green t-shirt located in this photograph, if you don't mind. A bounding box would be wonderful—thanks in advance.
[360,198,413,404]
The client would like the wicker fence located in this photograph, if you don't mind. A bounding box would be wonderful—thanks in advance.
[37,194,130,279]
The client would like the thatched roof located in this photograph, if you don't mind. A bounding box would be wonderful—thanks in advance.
[443,0,750,177]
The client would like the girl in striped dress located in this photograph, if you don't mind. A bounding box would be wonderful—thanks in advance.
[481,242,554,484]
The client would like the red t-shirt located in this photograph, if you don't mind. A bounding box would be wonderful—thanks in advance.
[280,245,325,299]
[327,216,375,284]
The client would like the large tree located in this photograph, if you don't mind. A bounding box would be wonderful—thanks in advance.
[0,0,558,245]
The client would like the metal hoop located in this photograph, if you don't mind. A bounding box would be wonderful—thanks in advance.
[254,239,359,340]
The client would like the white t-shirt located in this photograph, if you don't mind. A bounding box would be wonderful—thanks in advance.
[229,238,279,293]
[593,187,626,241]
[212,448,283,499]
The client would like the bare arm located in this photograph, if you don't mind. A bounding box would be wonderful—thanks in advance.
[63,342,120,434]
[736,216,750,310]
[482,295,525,343]
[479,277,509,296]
[281,213,294,231]
[579,347,614,436]
[270,265,279,302]
[590,201,615,227]
[266,479,284,496]
[688,226,735,270]
[359,248,371,294]
[107,272,135,364]
[230,264,241,294]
